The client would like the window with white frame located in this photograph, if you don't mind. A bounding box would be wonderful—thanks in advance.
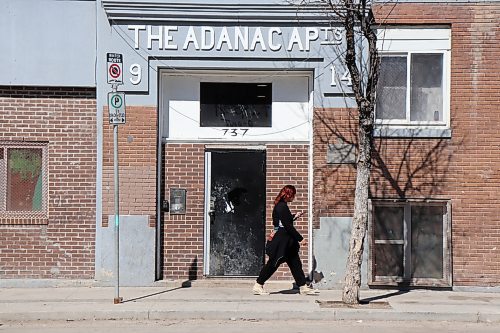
[375,28,451,131]
[0,142,48,220]
[369,200,451,287]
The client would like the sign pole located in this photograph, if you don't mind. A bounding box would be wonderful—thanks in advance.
[107,53,125,304]
[112,83,122,305]
[113,123,121,304]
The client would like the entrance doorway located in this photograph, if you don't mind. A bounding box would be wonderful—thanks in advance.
[204,149,266,276]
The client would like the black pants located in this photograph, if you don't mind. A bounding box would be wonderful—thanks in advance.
[256,252,306,287]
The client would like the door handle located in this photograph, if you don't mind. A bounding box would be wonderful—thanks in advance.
[209,210,215,225]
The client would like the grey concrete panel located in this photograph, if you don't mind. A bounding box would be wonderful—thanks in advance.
[312,217,368,289]
[0,0,96,87]
[95,215,155,286]
[327,143,356,164]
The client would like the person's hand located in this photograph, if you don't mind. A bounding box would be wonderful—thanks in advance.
[295,211,304,219]
[299,239,307,246]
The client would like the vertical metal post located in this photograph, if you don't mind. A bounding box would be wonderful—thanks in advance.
[106,52,124,303]
[112,84,122,304]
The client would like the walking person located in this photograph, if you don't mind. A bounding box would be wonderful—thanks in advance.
[253,185,319,296]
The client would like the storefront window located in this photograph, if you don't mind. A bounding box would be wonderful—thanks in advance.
[200,82,272,127]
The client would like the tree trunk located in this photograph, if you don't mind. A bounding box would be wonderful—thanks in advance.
[339,0,378,304]
[342,122,372,304]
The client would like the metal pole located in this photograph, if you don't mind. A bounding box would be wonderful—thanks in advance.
[113,123,122,304]
[111,81,122,304]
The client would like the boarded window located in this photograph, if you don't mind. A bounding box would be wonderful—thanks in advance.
[200,82,272,127]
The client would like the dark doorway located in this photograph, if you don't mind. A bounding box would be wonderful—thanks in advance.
[207,149,266,276]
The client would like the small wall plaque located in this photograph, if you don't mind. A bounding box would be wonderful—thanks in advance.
[170,188,187,214]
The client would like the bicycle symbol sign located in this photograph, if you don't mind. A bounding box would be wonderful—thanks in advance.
[108,92,126,125]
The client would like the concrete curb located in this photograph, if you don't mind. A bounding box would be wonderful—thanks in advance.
[1,309,499,323]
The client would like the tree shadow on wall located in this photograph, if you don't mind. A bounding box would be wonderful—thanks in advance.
[314,108,461,209]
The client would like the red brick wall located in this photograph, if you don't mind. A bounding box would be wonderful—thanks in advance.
[374,0,500,289]
[101,106,157,227]
[0,86,97,279]
[267,144,309,279]
[313,108,358,225]
[162,143,205,279]
[162,143,310,280]
[313,3,500,287]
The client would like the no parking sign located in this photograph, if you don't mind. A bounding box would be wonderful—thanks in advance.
[107,53,123,84]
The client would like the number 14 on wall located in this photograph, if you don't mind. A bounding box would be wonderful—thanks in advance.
[330,65,352,87]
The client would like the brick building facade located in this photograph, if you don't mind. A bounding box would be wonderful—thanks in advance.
[0,1,498,289]
[0,87,97,279]
[370,1,500,287]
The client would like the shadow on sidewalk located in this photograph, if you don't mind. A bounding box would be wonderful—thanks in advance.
[360,290,409,304]
[271,289,300,295]
[122,280,192,303]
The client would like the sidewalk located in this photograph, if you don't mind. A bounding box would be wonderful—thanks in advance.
[0,281,499,323]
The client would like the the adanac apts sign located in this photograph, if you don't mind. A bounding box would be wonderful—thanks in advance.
[128,25,344,52]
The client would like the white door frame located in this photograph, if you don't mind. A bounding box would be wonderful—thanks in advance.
[203,151,212,275]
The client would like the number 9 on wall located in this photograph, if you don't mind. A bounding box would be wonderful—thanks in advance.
[129,63,142,85]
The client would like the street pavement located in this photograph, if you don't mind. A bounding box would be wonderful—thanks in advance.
[0,280,499,324]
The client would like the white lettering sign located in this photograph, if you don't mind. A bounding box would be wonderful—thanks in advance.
[128,25,343,52]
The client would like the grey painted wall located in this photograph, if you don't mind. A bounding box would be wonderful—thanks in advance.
[96,215,155,286]
[313,217,368,289]
[0,0,96,87]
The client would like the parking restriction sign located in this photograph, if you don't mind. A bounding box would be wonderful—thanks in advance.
[107,53,123,85]
[108,92,126,124]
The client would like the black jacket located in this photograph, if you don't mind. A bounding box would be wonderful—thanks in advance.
[266,199,303,266]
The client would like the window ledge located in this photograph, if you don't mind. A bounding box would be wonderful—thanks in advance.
[0,216,48,225]
[374,127,451,139]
